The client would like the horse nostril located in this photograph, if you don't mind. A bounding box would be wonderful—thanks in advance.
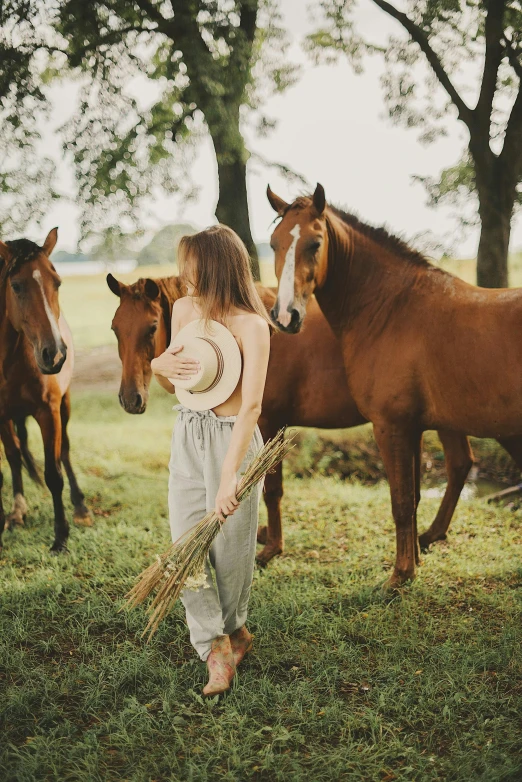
[42,347,50,365]
[290,309,301,328]
[136,393,143,409]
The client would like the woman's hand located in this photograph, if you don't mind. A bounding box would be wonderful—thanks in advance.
[215,472,239,523]
[151,345,200,380]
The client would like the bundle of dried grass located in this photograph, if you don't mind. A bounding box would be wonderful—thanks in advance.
[122,428,295,640]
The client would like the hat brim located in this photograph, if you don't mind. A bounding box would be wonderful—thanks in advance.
[169,319,242,411]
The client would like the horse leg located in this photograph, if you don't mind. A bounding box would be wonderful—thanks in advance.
[419,431,473,551]
[60,392,92,527]
[495,433,522,471]
[256,460,284,566]
[413,433,422,566]
[14,415,43,485]
[0,421,28,529]
[0,455,5,551]
[34,405,69,553]
[373,422,418,588]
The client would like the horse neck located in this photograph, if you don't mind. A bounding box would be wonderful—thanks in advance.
[316,213,423,335]
[0,283,24,373]
[156,276,184,345]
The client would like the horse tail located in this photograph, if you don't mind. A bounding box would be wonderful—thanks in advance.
[14,416,43,485]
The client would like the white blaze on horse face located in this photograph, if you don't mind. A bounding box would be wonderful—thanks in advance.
[277,223,300,327]
[32,269,64,365]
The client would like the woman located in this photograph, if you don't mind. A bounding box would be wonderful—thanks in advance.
[151,224,271,696]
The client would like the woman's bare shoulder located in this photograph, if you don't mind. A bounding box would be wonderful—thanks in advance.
[232,311,270,340]
[172,296,193,312]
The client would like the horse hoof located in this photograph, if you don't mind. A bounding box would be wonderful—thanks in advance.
[6,512,25,530]
[50,542,69,555]
[382,571,414,592]
[74,510,93,527]
[418,532,447,552]
[255,544,283,567]
[256,526,268,545]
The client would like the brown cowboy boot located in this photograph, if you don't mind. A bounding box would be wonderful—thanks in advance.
[230,626,254,667]
[202,635,236,696]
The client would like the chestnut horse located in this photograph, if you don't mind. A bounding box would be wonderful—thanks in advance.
[268,183,522,587]
[0,230,91,553]
[107,273,474,565]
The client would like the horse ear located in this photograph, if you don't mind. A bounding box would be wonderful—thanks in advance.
[42,227,58,257]
[144,278,160,300]
[267,185,289,215]
[0,241,12,263]
[312,183,326,216]
[106,273,122,297]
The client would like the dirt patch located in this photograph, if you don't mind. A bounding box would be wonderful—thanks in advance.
[71,345,121,391]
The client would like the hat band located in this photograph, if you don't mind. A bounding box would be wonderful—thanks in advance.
[190,338,224,394]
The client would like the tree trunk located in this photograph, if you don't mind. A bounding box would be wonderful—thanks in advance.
[474,154,515,288]
[476,193,512,288]
[215,155,260,281]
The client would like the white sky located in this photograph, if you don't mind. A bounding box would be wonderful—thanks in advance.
[38,0,521,258]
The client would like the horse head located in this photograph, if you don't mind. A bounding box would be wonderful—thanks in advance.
[108,274,178,414]
[0,228,67,374]
[267,183,329,333]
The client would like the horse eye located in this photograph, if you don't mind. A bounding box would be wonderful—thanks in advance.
[309,242,321,253]
[11,281,22,294]
[148,324,158,336]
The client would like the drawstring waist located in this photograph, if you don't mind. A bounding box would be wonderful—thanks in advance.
[173,403,238,423]
[173,403,238,446]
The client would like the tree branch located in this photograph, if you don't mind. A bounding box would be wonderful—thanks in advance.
[228,0,258,96]
[503,32,522,80]
[133,0,175,39]
[499,78,522,178]
[45,26,148,64]
[475,0,506,124]
[370,0,473,128]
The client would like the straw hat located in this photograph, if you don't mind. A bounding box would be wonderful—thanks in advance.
[169,319,242,411]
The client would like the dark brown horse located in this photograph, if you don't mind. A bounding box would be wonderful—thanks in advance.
[0,230,91,552]
[107,273,474,565]
[267,183,522,587]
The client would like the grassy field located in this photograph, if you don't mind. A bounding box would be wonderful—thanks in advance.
[1,385,522,781]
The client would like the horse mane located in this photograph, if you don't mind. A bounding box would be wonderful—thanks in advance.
[284,195,431,269]
[2,239,43,278]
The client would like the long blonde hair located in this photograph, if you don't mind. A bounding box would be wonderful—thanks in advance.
[178,224,273,330]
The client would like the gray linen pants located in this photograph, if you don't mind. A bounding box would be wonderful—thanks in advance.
[168,403,264,661]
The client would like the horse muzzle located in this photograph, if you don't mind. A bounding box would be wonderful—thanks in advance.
[36,342,67,374]
[270,301,305,334]
[119,385,148,415]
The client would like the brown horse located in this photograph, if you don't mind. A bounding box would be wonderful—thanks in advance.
[107,273,474,565]
[267,183,522,587]
[0,230,91,553]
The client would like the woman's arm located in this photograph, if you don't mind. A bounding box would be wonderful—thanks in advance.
[151,299,200,393]
[214,316,270,521]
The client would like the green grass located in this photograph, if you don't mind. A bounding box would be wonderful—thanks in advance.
[1,386,522,781]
